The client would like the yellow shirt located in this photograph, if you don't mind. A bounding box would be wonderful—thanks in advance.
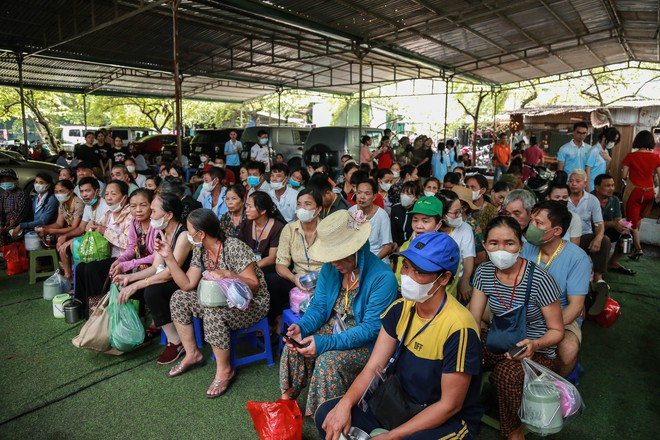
[275,220,323,275]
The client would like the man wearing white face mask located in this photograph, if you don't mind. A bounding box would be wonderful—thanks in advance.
[317,232,483,440]
[465,174,498,231]
[201,167,228,219]
[250,130,271,172]
[267,163,297,223]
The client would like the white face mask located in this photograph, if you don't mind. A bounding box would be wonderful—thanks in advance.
[392,171,400,178]
[380,182,392,192]
[296,208,316,223]
[202,180,217,192]
[187,231,202,247]
[423,190,435,197]
[126,165,136,173]
[488,250,520,270]
[472,190,481,201]
[270,181,285,191]
[55,193,70,203]
[606,141,616,150]
[34,184,48,194]
[401,274,441,303]
[214,163,224,168]
[150,215,168,230]
[199,155,208,163]
[107,196,125,213]
[445,215,463,229]
[400,194,415,208]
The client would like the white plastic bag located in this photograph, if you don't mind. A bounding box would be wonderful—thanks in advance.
[45,269,72,293]
[519,358,584,436]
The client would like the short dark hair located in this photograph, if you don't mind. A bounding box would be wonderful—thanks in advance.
[257,129,268,137]
[307,174,333,193]
[485,215,523,244]
[343,162,359,176]
[145,175,162,187]
[545,182,570,200]
[376,168,393,180]
[246,160,265,175]
[437,189,459,217]
[443,172,460,185]
[56,179,75,191]
[107,179,130,196]
[632,130,655,150]
[598,126,620,144]
[203,166,225,182]
[130,188,154,203]
[594,173,614,187]
[249,191,286,223]
[493,180,511,193]
[349,170,370,186]
[36,172,54,188]
[298,187,323,206]
[78,176,99,190]
[529,136,538,145]
[226,183,246,201]
[446,139,455,147]
[533,200,572,236]
[400,164,416,180]
[290,166,309,185]
[85,131,95,138]
[466,173,488,189]
[401,180,422,197]
[187,208,226,241]
[573,121,589,131]
[357,178,378,194]
[157,192,183,220]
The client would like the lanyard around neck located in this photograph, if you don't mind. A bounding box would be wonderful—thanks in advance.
[494,259,524,310]
[206,242,223,273]
[537,241,564,269]
[253,218,270,252]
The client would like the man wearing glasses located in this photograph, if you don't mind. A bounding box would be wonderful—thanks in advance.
[557,122,592,175]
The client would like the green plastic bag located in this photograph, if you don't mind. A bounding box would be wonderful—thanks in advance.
[108,283,145,352]
[78,231,110,263]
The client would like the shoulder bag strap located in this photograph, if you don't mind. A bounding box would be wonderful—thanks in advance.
[524,260,536,307]
[388,306,417,373]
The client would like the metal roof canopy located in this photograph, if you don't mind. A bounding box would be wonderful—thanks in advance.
[0,0,658,101]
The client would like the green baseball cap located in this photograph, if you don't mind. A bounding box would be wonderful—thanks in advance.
[409,196,443,216]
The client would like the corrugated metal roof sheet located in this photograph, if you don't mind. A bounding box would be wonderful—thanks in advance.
[0,0,657,101]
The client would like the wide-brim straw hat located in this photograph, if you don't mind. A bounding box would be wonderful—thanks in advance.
[309,209,372,263]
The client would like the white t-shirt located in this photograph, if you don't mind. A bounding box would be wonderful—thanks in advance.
[82,199,109,223]
[348,205,392,262]
[250,145,269,165]
[268,186,298,223]
[133,174,147,188]
[448,221,476,279]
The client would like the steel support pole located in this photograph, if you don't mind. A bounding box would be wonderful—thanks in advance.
[358,55,363,134]
[172,0,183,165]
[443,77,449,141]
[17,53,29,155]
[278,88,282,127]
[83,94,88,130]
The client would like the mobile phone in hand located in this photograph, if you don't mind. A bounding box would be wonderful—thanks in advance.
[508,345,527,358]
[281,333,304,349]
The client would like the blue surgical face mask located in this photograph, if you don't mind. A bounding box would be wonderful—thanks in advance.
[0,182,16,191]
[289,177,301,188]
[86,197,99,206]
[259,138,268,146]
[247,176,261,187]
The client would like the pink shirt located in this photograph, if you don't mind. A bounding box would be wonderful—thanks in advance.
[523,145,544,166]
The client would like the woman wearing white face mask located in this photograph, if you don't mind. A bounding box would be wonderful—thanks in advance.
[275,188,324,292]
[469,216,564,440]
[437,190,475,302]
[317,232,482,440]
[585,126,619,192]
[18,173,59,235]
[390,180,422,248]
[376,168,394,216]
[74,180,133,315]
[38,179,85,242]
[113,193,193,365]
[124,157,147,188]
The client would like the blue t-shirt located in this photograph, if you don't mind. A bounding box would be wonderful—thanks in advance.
[585,146,608,190]
[224,140,242,166]
[557,141,591,175]
[381,297,483,429]
[521,241,591,325]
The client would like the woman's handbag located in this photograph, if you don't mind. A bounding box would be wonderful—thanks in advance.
[367,307,426,430]
[71,292,121,355]
[486,262,536,354]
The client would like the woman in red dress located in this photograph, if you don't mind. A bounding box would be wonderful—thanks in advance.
[622,130,660,259]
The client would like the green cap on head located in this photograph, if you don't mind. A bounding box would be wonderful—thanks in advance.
[409,196,443,217]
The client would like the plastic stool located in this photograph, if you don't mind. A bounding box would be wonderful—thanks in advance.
[28,249,59,284]
[279,308,302,354]
[160,316,204,349]
[566,361,583,386]
[215,318,274,369]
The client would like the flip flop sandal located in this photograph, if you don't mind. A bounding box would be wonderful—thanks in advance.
[206,370,236,399]
[167,359,205,378]
[588,281,609,316]
[608,266,636,276]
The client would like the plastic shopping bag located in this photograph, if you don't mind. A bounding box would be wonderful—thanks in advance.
[108,283,145,352]
[78,231,110,263]
[246,399,303,440]
[590,297,621,328]
[519,358,584,436]
[2,242,29,275]
[44,269,72,293]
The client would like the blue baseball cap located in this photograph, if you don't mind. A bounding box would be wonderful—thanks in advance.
[397,232,460,276]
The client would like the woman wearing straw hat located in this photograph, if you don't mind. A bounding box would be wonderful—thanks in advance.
[279,209,398,417]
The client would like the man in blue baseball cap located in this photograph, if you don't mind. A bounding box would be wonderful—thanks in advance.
[317,231,483,439]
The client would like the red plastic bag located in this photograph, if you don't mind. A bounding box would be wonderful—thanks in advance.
[590,297,621,328]
[2,243,28,275]
[246,399,303,440]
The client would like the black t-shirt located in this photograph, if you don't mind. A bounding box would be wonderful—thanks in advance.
[416,148,433,178]
[97,143,112,162]
[75,144,101,165]
[111,147,131,165]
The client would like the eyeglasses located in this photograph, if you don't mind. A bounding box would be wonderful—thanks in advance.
[575,131,588,135]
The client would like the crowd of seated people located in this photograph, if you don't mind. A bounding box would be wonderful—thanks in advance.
[2,125,658,440]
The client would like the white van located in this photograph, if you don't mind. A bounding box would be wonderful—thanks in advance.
[101,126,157,147]
[55,125,98,152]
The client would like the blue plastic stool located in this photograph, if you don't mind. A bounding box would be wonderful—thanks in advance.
[278,308,302,354]
[566,361,583,386]
[213,317,274,369]
[160,316,204,349]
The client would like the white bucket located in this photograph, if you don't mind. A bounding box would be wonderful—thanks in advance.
[25,232,43,251]
[52,294,71,318]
